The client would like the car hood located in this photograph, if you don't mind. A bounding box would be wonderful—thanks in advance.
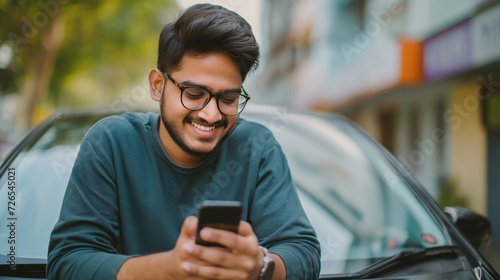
[320,266,494,279]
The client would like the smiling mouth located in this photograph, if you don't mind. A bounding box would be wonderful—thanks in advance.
[192,122,216,132]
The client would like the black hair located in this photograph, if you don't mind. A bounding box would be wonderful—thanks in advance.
[157,3,260,82]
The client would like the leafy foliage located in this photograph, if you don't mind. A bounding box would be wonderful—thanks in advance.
[0,0,177,124]
[438,177,469,208]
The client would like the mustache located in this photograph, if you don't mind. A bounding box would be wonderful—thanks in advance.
[184,116,228,128]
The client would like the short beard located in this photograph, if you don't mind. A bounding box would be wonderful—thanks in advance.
[160,90,229,158]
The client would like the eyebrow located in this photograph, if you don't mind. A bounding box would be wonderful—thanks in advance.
[180,80,242,94]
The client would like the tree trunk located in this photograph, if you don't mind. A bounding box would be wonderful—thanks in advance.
[22,10,65,130]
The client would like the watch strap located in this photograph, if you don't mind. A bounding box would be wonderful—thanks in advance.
[258,246,275,280]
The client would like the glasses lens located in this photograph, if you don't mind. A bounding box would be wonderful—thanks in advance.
[181,87,248,115]
[218,93,247,115]
[181,88,210,110]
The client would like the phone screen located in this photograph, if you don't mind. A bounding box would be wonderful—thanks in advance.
[195,200,242,247]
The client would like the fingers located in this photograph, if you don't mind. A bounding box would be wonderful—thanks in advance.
[179,221,262,280]
[180,216,198,239]
[182,262,248,280]
[184,224,259,271]
[238,221,255,237]
[189,244,255,272]
[199,223,258,253]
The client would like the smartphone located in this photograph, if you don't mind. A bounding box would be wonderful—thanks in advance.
[195,200,243,247]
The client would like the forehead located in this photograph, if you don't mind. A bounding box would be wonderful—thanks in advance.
[173,53,242,89]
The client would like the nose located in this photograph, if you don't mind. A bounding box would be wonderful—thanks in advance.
[198,96,222,123]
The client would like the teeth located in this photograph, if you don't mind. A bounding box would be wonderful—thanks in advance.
[192,122,215,132]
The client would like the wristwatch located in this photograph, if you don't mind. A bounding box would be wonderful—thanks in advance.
[258,246,275,280]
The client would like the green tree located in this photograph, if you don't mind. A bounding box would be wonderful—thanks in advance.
[0,0,177,129]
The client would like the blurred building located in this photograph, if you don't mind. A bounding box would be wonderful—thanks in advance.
[256,0,500,246]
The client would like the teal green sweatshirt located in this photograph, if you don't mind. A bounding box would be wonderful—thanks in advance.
[47,112,320,279]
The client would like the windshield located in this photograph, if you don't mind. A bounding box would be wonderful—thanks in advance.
[243,110,453,275]
[0,115,104,260]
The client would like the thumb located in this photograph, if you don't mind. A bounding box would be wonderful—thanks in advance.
[238,221,256,237]
[180,216,198,239]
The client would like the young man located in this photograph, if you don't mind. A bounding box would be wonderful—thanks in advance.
[47,4,320,280]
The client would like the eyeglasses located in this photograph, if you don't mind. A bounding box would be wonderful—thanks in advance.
[162,72,250,116]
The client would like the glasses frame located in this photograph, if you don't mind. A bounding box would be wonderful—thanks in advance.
[161,72,250,116]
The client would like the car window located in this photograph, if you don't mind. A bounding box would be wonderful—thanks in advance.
[0,116,104,260]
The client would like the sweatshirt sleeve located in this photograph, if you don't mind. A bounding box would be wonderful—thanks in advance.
[250,133,321,279]
[47,123,133,280]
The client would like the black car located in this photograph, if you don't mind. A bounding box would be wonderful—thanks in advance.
[0,105,498,279]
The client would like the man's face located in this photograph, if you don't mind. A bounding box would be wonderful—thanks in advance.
[159,52,242,161]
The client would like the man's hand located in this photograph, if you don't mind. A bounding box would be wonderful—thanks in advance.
[117,216,285,280]
[117,216,210,280]
[181,220,263,280]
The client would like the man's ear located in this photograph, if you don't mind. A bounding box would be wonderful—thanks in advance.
[149,69,164,102]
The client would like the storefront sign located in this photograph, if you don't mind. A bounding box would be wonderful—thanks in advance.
[424,20,473,81]
[472,4,500,66]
